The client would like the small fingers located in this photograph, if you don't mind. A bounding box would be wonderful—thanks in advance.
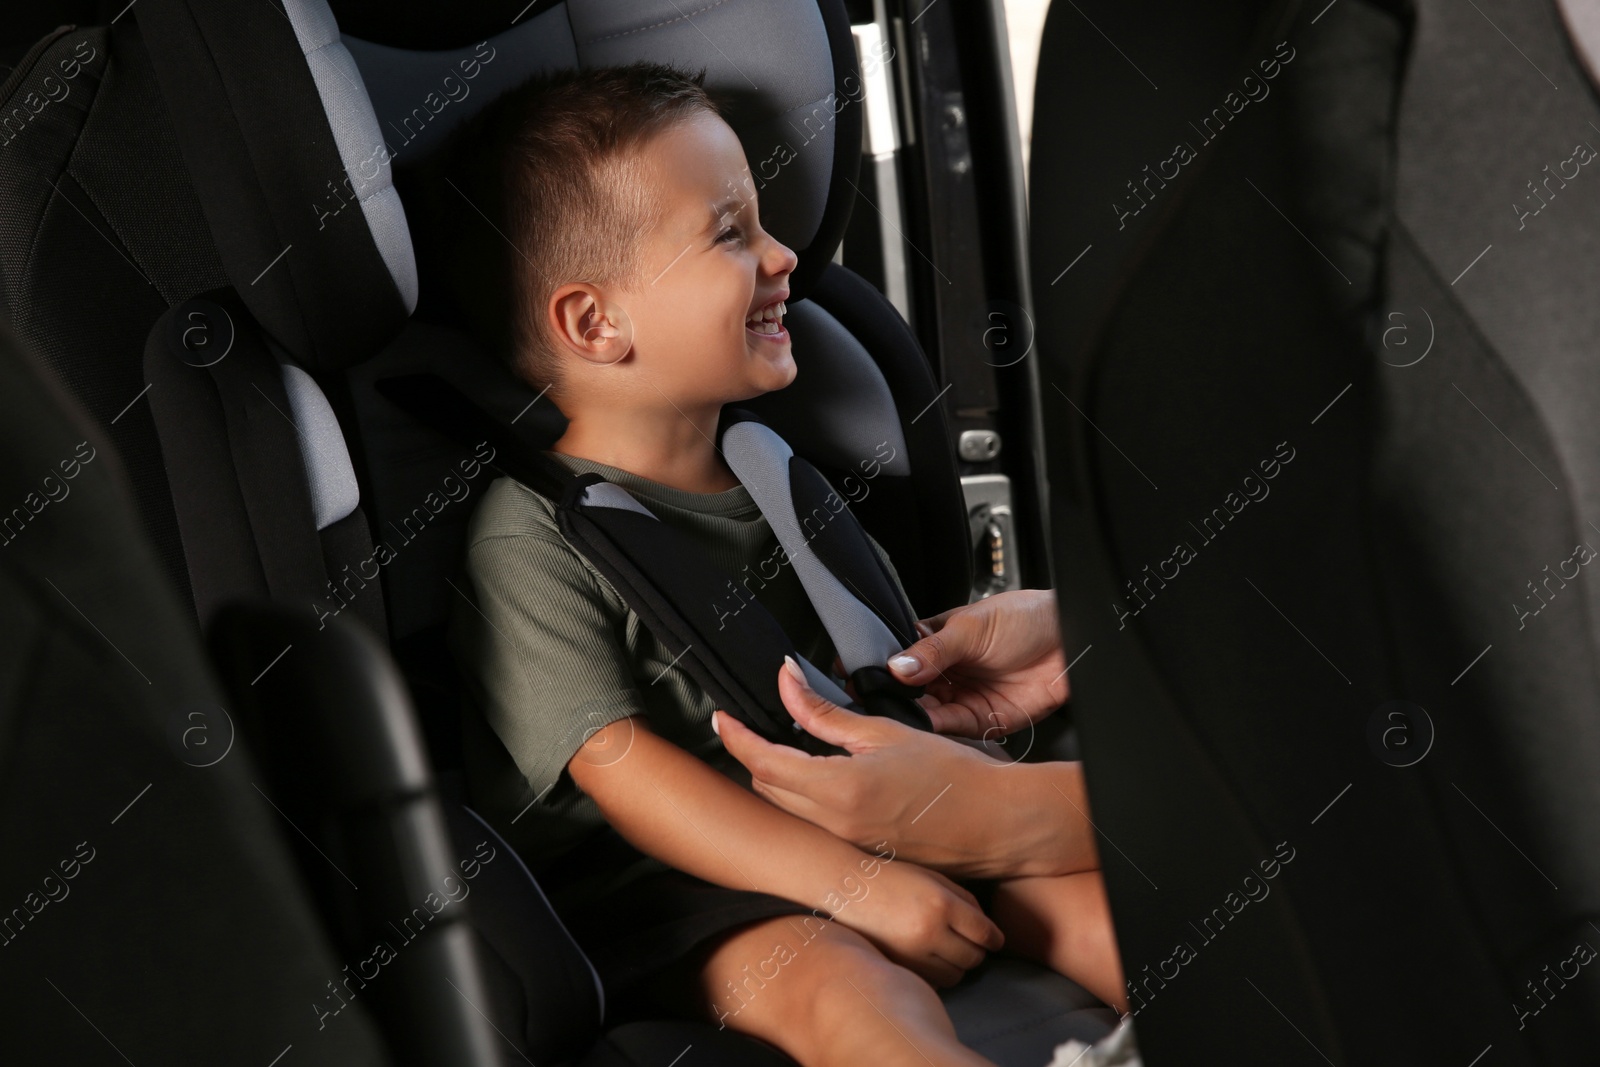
[950,899,1006,953]
[935,931,989,974]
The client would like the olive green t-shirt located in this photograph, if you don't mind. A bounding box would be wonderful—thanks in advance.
[447,450,908,900]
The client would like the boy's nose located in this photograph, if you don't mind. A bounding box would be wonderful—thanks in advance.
[767,237,798,277]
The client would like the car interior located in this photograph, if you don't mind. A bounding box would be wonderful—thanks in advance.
[0,0,1105,1064]
[2,0,1598,1063]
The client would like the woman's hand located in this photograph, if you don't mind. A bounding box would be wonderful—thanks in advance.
[714,655,1099,880]
[886,588,1070,740]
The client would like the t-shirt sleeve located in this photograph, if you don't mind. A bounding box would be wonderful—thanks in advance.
[455,530,648,804]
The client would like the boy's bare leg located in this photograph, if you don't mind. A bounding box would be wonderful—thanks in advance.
[645,913,996,1067]
[987,869,1129,1013]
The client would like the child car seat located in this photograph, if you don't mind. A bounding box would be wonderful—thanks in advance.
[1031,0,1600,1062]
[0,0,1120,1063]
[337,0,1117,1059]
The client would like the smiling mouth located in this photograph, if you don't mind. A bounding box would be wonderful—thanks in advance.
[745,300,787,338]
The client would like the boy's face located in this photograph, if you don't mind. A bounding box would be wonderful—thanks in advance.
[617,111,799,406]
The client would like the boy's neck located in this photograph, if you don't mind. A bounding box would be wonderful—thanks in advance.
[550,403,741,495]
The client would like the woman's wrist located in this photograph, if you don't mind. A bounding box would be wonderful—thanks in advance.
[873,750,1099,881]
[983,760,1100,879]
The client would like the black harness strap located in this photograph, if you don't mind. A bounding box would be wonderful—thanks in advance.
[555,482,810,749]
[375,373,930,753]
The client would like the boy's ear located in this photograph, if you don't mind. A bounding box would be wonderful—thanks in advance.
[549,283,631,367]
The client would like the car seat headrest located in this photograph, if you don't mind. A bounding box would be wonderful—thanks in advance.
[741,299,911,476]
[134,0,418,374]
[341,0,860,303]
[139,0,859,369]
[284,0,419,314]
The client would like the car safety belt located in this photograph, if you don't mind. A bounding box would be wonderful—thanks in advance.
[376,373,932,756]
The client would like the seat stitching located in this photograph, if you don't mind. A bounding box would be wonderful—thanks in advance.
[777,92,836,119]
[578,0,739,44]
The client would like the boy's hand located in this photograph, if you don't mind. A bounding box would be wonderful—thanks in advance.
[830,859,1004,988]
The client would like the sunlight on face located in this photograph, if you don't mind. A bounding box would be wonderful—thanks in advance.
[622,110,800,407]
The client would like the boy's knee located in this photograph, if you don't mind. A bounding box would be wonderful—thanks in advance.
[698,916,906,1026]
[794,924,933,1027]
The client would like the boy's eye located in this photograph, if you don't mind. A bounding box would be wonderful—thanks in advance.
[716,225,742,244]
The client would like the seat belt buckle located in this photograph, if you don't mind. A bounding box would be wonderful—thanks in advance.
[847,664,932,732]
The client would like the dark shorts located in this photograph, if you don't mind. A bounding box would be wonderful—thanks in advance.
[542,827,1006,1024]
[540,828,816,1022]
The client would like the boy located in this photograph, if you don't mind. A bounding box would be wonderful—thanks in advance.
[443,63,1123,1066]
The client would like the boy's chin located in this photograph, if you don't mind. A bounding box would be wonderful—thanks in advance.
[728,360,797,402]
[745,342,796,377]
[767,353,798,389]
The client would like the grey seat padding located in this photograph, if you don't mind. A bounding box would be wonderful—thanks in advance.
[347,0,837,261]
[282,0,417,313]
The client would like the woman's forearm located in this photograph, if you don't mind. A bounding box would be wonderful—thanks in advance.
[568,716,880,908]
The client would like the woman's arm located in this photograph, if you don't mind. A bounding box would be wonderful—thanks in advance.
[714,659,1101,880]
[566,714,1005,987]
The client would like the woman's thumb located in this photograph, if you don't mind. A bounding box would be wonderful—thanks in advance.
[887,623,961,684]
[778,655,878,749]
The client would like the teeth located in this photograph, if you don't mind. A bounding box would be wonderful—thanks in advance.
[746,301,786,330]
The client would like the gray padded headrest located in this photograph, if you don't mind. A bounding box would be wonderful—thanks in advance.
[345,0,838,260]
[741,299,911,476]
[342,7,578,164]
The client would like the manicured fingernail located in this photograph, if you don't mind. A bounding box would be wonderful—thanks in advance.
[783,654,807,686]
[889,653,920,674]
[711,711,722,736]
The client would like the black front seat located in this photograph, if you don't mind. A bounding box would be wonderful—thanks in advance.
[1031,0,1600,1062]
